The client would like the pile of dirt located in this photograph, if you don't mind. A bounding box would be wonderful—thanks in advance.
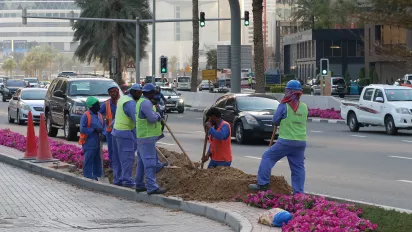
[156,147,293,202]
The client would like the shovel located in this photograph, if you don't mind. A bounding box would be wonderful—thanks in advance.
[269,126,278,147]
[161,119,196,169]
[155,146,180,169]
[200,130,209,169]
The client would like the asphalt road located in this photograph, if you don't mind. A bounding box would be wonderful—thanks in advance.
[1,101,412,210]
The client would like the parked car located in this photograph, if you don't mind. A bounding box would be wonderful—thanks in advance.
[58,71,77,77]
[44,75,122,141]
[1,79,26,102]
[202,93,280,144]
[198,80,212,91]
[311,75,346,98]
[8,88,47,125]
[341,85,412,135]
[161,87,184,113]
[24,77,39,87]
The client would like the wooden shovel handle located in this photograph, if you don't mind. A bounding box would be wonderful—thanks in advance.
[269,126,278,147]
[200,130,209,169]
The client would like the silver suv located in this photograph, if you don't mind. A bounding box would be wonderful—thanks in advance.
[310,75,346,98]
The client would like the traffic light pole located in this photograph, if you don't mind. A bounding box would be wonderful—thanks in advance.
[22,10,243,88]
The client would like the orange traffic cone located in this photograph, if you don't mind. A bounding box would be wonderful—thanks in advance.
[32,114,57,163]
[20,111,37,160]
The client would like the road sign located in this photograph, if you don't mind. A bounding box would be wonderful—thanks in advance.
[185,66,191,73]
[217,45,252,69]
[126,60,136,72]
[202,70,217,80]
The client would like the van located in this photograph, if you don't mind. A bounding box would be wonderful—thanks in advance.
[176,76,191,91]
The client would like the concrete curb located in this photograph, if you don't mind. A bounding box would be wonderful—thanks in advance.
[184,107,346,125]
[0,153,252,232]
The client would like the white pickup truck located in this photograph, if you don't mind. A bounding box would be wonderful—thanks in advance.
[340,84,412,135]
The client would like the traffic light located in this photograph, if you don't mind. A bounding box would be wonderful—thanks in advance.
[160,56,168,74]
[200,12,205,27]
[244,11,250,26]
[22,8,27,25]
[320,58,329,75]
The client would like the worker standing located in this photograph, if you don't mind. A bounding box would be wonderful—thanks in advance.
[135,83,168,195]
[248,80,308,194]
[79,97,105,180]
[248,76,252,89]
[201,107,232,168]
[99,84,119,170]
[111,84,142,187]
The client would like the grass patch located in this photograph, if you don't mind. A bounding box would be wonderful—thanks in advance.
[359,205,412,232]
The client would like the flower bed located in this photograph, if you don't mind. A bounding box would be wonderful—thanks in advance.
[0,129,109,169]
[233,191,378,231]
[309,108,343,120]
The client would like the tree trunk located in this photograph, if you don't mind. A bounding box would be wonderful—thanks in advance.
[191,0,200,92]
[253,0,265,93]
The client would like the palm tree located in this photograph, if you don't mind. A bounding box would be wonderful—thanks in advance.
[2,59,17,76]
[253,0,265,93]
[292,0,332,30]
[73,0,152,84]
[191,0,200,92]
[168,56,178,72]
[206,49,217,69]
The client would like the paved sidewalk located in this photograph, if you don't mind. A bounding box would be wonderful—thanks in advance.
[0,162,232,232]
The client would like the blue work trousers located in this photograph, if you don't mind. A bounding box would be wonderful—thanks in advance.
[208,159,232,168]
[83,149,102,180]
[111,135,136,186]
[135,143,160,193]
[106,133,113,169]
[257,142,306,194]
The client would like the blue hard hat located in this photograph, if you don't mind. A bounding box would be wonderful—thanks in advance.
[130,83,142,91]
[285,80,302,90]
[107,84,118,91]
[142,83,156,92]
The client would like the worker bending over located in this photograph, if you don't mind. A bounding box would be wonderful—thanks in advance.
[111,84,142,187]
[99,84,119,170]
[202,107,232,168]
[135,83,168,195]
[79,97,105,180]
[249,80,308,194]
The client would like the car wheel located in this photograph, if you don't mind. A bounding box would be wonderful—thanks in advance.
[64,114,77,141]
[385,115,398,135]
[348,113,360,132]
[8,109,15,123]
[339,94,345,98]
[235,122,246,144]
[16,110,25,125]
[46,112,58,137]
[177,107,184,113]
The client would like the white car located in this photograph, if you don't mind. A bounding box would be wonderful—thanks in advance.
[198,80,211,91]
[341,84,412,135]
[8,88,47,125]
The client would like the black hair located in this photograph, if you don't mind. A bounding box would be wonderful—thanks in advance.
[206,107,221,118]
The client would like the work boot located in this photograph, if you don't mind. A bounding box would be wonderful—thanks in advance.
[135,187,148,193]
[248,184,269,191]
[162,161,169,167]
[148,187,168,195]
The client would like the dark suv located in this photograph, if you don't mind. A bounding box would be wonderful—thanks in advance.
[44,76,122,141]
[2,79,26,102]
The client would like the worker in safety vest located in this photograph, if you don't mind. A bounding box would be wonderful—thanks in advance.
[135,83,168,195]
[79,96,105,180]
[99,84,120,170]
[249,80,308,194]
[111,84,142,187]
[201,107,233,168]
[248,76,252,88]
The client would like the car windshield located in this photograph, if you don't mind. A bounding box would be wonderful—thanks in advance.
[6,80,25,87]
[237,96,280,111]
[161,89,177,96]
[408,75,412,81]
[24,79,38,83]
[385,89,412,101]
[332,78,345,85]
[69,80,119,96]
[178,77,190,82]
[21,90,47,100]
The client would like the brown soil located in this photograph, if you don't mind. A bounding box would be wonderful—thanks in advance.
[156,147,293,202]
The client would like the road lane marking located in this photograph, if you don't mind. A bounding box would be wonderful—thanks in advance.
[156,142,175,146]
[310,130,323,133]
[196,118,203,120]
[397,180,412,184]
[244,156,282,162]
[401,140,412,143]
[177,115,184,118]
[389,156,412,160]
[351,135,366,138]
[195,131,205,133]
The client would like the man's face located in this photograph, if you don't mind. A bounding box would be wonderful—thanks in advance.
[108,88,119,99]
[90,102,101,114]
[209,115,218,125]
[130,90,142,100]
[146,91,155,100]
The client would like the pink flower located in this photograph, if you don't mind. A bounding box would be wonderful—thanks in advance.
[308,108,343,120]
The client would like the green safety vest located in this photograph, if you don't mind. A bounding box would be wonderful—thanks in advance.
[135,98,162,138]
[248,77,252,84]
[113,95,135,131]
[279,103,308,141]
